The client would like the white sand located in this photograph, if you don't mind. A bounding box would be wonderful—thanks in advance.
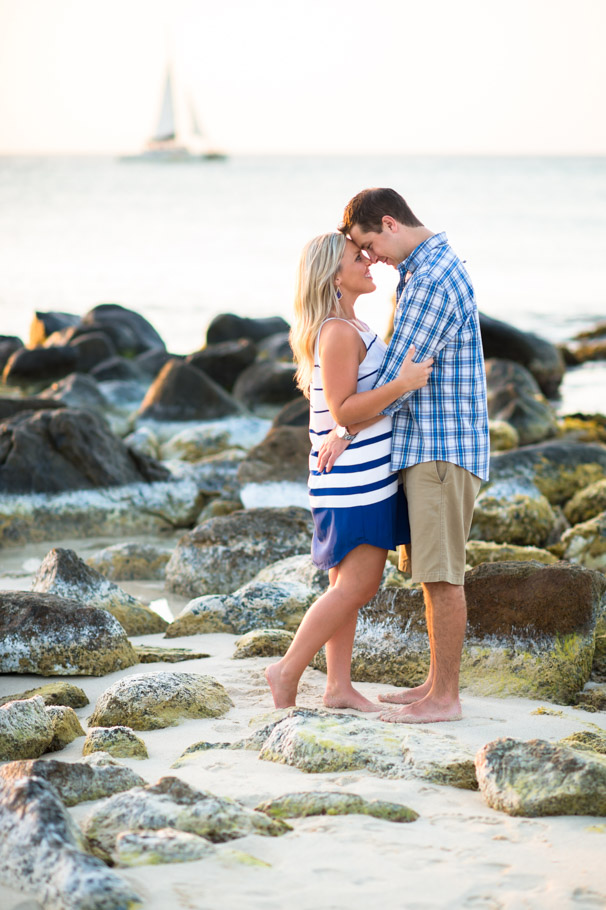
[1,537,606,910]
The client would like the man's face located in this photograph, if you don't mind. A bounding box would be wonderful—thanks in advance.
[349,218,405,268]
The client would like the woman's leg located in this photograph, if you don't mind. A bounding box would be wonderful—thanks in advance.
[265,544,386,709]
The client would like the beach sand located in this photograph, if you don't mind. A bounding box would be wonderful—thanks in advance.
[1,536,606,910]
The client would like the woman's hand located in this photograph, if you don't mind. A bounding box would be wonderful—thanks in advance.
[397,345,434,391]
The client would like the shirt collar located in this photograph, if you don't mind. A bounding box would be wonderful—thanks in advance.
[397,231,448,280]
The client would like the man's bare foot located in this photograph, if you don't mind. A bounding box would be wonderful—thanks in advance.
[323,686,382,713]
[379,694,462,724]
[378,681,432,705]
[264,663,298,709]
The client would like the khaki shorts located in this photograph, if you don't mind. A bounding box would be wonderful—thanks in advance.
[398,461,481,586]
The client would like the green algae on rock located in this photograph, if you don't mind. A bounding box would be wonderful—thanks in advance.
[465,541,558,567]
[88,671,234,730]
[0,696,54,761]
[475,737,606,816]
[564,479,606,526]
[133,644,211,663]
[488,419,519,452]
[114,827,216,866]
[256,791,418,822]
[232,628,295,659]
[83,726,149,760]
[560,730,606,755]
[46,705,86,752]
[470,486,558,547]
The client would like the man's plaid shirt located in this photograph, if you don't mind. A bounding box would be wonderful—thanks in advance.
[377,232,490,481]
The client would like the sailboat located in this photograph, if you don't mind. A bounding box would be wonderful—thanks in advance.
[122,65,227,163]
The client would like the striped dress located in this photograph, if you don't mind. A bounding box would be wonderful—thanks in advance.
[308,318,410,570]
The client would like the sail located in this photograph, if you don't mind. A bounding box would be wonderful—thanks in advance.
[152,69,176,142]
[188,96,206,140]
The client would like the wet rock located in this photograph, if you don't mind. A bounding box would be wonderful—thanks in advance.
[470,485,559,547]
[69,331,117,373]
[85,541,173,581]
[0,681,89,709]
[479,313,565,397]
[486,359,559,445]
[47,706,86,752]
[88,671,234,730]
[0,696,54,761]
[0,590,138,676]
[32,547,168,635]
[2,344,79,386]
[165,506,314,598]
[133,644,210,663]
[0,775,142,908]
[166,578,315,637]
[138,359,242,422]
[39,372,108,410]
[80,303,166,355]
[29,310,80,346]
[0,755,146,806]
[256,791,418,822]
[560,511,606,571]
[564,479,606,526]
[83,726,148,760]
[237,425,310,485]
[233,628,295,659]
[186,338,257,391]
[232,361,299,411]
[82,775,290,862]
[475,737,606,816]
[489,419,519,452]
[0,406,170,494]
[206,313,289,345]
[465,541,559,567]
[114,827,215,866]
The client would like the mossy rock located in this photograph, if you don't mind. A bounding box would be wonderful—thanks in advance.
[233,629,295,659]
[46,705,86,752]
[465,541,559,567]
[83,726,148,760]
[256,791,418,822]
[564,479,606,526]
[0,681,89,709]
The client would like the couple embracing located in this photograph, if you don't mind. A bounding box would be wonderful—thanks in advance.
[265,187,490,724]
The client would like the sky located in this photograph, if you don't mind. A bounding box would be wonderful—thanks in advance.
[0,0,604,155]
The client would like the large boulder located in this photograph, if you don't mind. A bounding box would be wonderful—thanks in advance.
[206,313,289,345]
[137,359,242,421]
[80,303,166,355]
[0,590,138,676]
[32,547,168,635]
[68,331,117,373]
[485,358,558,446]
[39,372,108,411]
[29,310,80,346]
[470,485,559,547]
[0,775,142,908]
[0,396,65,419]
[272,396,309,428]
[90,355,144,383]
[479,313,565,398]
[0,755,146,806]
[232,360,299,411]
[237,424,310,485]
[2,345,79,386]
[186,338,257,391]
[0,406,170,494]
[165,506,314,598]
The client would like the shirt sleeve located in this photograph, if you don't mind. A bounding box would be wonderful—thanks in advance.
[375,276,464,416]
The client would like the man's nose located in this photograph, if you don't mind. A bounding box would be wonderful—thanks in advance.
[367,251,378,264]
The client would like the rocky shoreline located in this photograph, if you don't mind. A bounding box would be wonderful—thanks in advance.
[1,304,605,909]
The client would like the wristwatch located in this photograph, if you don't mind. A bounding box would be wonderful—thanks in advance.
[336,425,357,441]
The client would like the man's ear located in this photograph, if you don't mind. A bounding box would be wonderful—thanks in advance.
[382,215,398,233]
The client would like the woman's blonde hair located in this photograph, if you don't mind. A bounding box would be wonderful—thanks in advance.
[290,232,347,397]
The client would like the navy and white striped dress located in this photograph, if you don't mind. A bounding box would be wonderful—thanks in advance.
[308,318,410,570]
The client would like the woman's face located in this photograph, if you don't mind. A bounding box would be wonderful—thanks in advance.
[336,239,376,298]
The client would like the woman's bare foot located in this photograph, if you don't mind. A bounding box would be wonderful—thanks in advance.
[379,694,462,724]
[378,680,432,705]
[323,686,382,713]
[264,663,298,709]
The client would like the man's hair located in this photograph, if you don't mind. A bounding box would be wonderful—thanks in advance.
[340,187,423,235]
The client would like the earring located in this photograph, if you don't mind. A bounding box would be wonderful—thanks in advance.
[336,288,342,300]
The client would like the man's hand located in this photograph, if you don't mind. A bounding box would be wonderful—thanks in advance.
[316,427,350,473]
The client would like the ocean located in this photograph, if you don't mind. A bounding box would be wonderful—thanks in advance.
[0,154,605,412]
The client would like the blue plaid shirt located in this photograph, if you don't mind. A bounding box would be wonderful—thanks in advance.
[376,232,490,481]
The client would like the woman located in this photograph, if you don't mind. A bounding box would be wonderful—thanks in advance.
[265,232,433,711]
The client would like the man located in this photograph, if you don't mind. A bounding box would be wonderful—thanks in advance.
[318,187,489,723]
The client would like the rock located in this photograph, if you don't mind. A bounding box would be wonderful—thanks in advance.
[475,737,606,816]
[561,729,606,754]
[272,396,309,428]
[465,541,559,567]
[0,406,170,494]
[82,776,290,863]
[560,511,606,571]
[232,628,295,659]
[159,424,241,462]
[69,331,117,373]
[186,338,257,391]
[489,441,606,506]
[39,372,108,410]
[114,827,215,866]
[80,303,166,355]
[133,645,210,663]
[85,541,173,581]
[574,320,606,342]
[196,497,243,522]
[0,681,89,709]
[29,310,80,346]
[571,339,606,363]
[135,347,177,378]
[32,547,168,635]
[486,358,559,445]
[166,578,315,637]
[558,413,606,445]
[0,755,146,806]
[83,726,148,760]
[237,425,310,485]
[470,485,559,547]
[137,359,242,421]
[489,419,519,452]
[206,313,290,345]
[254,553,329,596]
[88,672,234,730]
[256,331,293,362]
[90,355,144,383]
[0,590,138,676]
[0,336,24,373]
[479,312,566,397]
[122,425,161,459]
[256,791,418,822]
[255,709,477,788]
[0,696,54,761]
[0,775,143,908]
[47,705,86,752]
[0,396,65,419]
[2,344,79,386]
[232,360,299,411]
[573,686,606,713]
[165,506,314,598]
[564,479,606,525]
